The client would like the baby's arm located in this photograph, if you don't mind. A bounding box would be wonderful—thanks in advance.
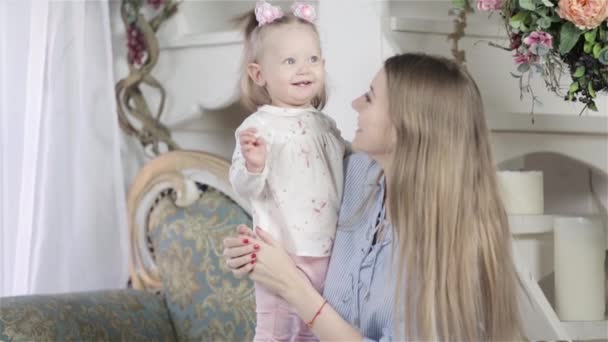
[229,118,271,200]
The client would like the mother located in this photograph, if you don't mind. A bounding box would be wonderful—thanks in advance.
[224,53,522,341]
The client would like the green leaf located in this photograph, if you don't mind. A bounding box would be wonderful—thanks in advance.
[452,0,468,9]
[537,7,550,17]
[518,63,531,73]
[584,29,597,44]
[588,102,598,111]
[588,83,596,98]
[538,17,551,29]
[593,43,603,58]
[584,42,593,53]
[559,22,583,54]
[569,81,579,94]
[599,47,608,65]
[599,25,607,42]
[540,0,554,6]
[520,23,530,33]
[573,66,585,78]
[519,0,536,10]
[510,12,528,29]
[550,14,562,22]
[534,44,551,55]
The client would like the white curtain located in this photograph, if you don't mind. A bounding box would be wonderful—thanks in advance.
[0,0,129,296]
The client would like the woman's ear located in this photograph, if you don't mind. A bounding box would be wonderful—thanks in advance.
[247,63,266,86]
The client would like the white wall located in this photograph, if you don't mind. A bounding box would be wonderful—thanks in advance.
[109,0,607,327]
[317,0,386,141]
[110,0,607,217]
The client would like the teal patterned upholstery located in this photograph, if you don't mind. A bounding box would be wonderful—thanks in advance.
[0,184,255,341]
[149,185,255,341]
[0,290,176,341]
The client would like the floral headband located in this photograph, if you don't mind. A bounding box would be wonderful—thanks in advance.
[255,0,316,26]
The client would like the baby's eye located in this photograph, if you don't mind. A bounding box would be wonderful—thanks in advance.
[310,56,320,63]
[284,57,296,65]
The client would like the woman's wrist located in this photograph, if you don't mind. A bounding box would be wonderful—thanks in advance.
[281,266,315,304]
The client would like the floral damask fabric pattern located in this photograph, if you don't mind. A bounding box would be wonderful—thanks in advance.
[0,185,254,341]
[150,187,255,341]
[0,290,176,341]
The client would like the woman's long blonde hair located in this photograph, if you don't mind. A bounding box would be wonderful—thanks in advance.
[385,53,522,341]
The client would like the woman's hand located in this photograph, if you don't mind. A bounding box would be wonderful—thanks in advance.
[222,225,258,277]
[222,225,309,298]
[248,227,310,298]
[223,225,363,341]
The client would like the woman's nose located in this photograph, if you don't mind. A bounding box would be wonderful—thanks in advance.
[351,96,361,111]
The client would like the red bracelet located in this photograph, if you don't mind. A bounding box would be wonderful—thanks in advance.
[306,299,328,328]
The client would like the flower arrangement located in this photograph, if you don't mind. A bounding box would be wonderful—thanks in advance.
[452,0,608,112]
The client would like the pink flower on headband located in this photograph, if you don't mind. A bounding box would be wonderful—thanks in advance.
[292,3,316,22]
[255,1,283,26]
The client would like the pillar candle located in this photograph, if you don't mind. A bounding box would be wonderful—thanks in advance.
[554,217,606,321]
[497,171,544,215]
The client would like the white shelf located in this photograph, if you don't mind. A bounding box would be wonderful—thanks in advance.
[509,215,554,235]
[390,16,507,39]
[160,30,243,50]
[488,113,608,175]
[562,319,608,341]
[488,112,608,136]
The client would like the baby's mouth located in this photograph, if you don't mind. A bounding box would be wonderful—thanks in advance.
[292,81,313,87]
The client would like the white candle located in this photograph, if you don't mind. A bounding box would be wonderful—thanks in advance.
[554,217,606,321]
[497,171,544,215]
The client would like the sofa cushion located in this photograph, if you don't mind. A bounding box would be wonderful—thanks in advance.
[0,289,176,341]
[148,185,255,341]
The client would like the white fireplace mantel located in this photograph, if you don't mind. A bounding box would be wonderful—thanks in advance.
[488,112,608,175]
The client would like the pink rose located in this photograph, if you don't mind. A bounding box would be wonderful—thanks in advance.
[513,51,538,65]
[523,31,553,55]
[292,3,316,22]
[477,0,504,11]
[558,0,608,30]
[255,1,284,26]
[513,52,531,65]
[523,31,553,48]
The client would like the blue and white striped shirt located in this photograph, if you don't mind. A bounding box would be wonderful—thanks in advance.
[323,153,398,341]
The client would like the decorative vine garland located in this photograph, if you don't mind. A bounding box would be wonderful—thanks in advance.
[115,0,181,156]
[448,4,474,66]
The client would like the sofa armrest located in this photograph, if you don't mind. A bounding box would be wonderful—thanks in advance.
[0,289,176,342]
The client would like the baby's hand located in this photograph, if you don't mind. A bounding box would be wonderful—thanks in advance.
[238,128,266,173]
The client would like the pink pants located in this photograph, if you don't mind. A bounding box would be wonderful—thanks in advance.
[253,255,330,342]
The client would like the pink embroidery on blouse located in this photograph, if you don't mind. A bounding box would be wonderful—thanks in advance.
[313,200,327,214]
[300,147,311,168]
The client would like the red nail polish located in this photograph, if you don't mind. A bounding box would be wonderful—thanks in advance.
[251,253,257,259]
[243,238,249,244]
[251,260,256,264]
[254,244,260,250]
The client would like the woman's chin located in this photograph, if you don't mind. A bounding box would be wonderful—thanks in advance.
[351,137,361,152]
